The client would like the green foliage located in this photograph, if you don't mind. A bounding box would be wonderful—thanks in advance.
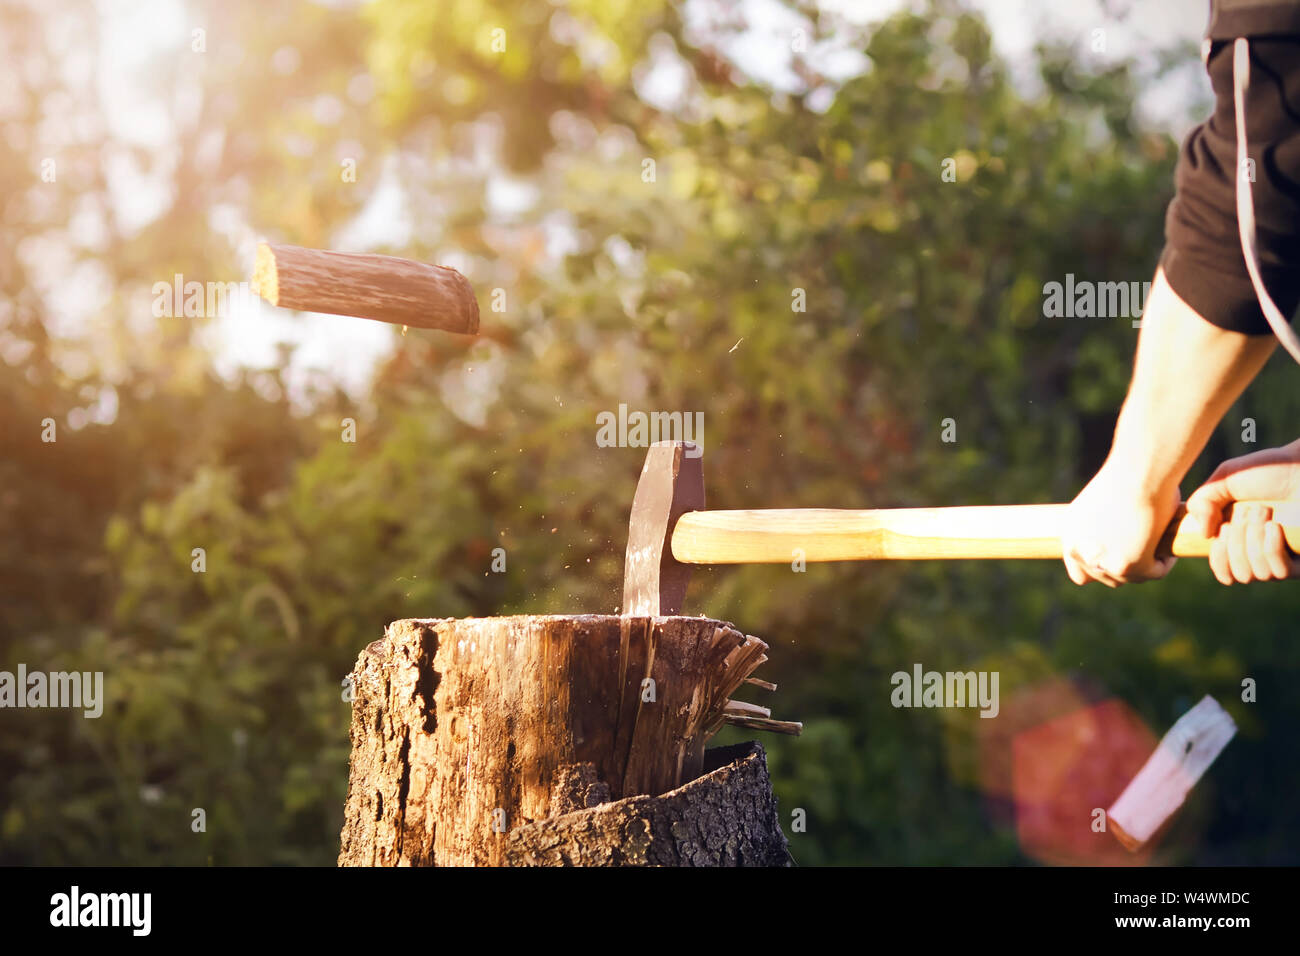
[2,0,1296,865]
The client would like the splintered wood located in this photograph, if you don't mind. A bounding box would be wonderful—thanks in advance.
[707,629,802,737]
[338,615,799,866]
[1107,695,1237,851]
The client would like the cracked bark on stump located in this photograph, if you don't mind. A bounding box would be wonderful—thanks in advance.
[505,741,791,866]
[337,615,793,866]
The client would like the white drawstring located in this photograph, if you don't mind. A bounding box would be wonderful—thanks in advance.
[1233,37,1300,363]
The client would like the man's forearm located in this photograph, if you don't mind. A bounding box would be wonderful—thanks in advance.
[1107,267,1277,497]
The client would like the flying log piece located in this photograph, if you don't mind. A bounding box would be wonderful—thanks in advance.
[251,241,479,334]
[337,615,793,867]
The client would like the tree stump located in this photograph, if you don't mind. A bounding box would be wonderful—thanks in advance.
[337,615,796,866]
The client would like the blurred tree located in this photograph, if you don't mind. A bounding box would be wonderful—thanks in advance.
[2,0,1296,866]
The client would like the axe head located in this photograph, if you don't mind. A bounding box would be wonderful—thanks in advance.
[622,441,704,616]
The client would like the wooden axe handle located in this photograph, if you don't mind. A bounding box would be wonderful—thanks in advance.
[670,501,1300,564]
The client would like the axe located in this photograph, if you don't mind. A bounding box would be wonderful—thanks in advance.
[622,441,1300,615]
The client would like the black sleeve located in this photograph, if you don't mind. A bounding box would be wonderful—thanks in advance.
[1160,36,1300,334]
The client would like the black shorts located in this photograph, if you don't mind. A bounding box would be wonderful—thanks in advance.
[1161,10,1300,334]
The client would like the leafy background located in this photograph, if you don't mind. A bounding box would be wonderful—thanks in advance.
[2,0,1298,865]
